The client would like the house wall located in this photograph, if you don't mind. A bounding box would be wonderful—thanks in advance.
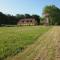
[17,18,37,26]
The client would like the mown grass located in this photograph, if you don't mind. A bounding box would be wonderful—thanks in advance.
[0,26,50,60]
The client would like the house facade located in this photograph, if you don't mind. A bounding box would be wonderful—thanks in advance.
[17,18,37,26]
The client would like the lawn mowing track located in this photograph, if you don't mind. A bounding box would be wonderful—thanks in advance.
[6,26,60,60]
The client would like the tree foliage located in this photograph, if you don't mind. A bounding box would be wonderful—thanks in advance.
[32,15,40,25]
[0,12,40,26]
[25,14,31,18]
[43,5,60,25]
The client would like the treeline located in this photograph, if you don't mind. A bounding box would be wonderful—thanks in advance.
[0,12,40,26]
[0,12,17,26]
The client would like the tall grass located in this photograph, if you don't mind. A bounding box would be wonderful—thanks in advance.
[0,26,50,60]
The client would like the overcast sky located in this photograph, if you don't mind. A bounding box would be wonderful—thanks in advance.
[0,0,60,16]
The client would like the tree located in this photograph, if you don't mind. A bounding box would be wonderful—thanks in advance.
[25,14,31,18]
[7,14,17,25]
[43,5,60,25]
[32,15,40,25]
[0,12,8,26]
[16,14,25,19]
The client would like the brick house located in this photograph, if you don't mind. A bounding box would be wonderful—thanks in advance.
[17,18,37,25]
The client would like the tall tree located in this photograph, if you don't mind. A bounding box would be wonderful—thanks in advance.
[43,5,60,25]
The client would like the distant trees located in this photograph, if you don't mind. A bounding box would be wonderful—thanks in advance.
[25,14,31,18]
[43,5,60,25]
[0,12,17,26]
[16,14,31,19]
[0,12,8,26]
[16,14,25,19]
[7,14,17,25]
[32,15,40,25]
[0,12,40,26]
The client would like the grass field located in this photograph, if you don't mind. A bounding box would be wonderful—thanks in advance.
[0,26,50,60]
[6,26,60,60]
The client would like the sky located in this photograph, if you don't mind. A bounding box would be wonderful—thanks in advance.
[0,0,60,16]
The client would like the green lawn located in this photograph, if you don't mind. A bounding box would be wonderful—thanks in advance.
[0,26,50,60]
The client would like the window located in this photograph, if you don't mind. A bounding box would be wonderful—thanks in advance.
[22,20,24,23]
[27,20,29,22]
[30,20,32,22]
